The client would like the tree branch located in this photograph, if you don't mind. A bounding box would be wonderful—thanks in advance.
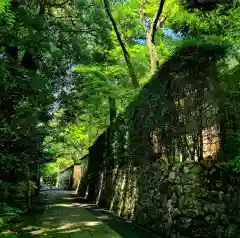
[157,14,168,28]
[103,0,139,88]
[140,0,147,25]
[150,0,166,44]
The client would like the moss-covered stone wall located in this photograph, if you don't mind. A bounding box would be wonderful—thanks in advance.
[80,44,240,237]
[92,161,240,237]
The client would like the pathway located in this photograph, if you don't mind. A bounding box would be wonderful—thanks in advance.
[1,190,158,238]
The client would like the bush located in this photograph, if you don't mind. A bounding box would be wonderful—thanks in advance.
[0,203,21,230]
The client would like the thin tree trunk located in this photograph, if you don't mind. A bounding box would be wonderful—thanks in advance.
[103,0,139,89]
[146,31,159,74]
[140,0,166,74]
[149,0,165,73]
[150,0,166,44]
[140,0,156,74]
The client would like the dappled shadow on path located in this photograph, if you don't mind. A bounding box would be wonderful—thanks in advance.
[81,203,159,238]
[2,190,119,238]
[1,190,157,238]
[71,194,159,238]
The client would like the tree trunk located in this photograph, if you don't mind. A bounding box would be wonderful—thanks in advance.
[103,0,139,89]
[146,31,159,74]
[140,0,166,74]
[150,0,166,44]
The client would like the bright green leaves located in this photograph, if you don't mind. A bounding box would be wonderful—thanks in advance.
[0,0,10,13]
[26,0,240,178]
[113,0,144,40]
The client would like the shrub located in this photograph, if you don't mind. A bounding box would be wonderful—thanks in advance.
[0,203,21,230]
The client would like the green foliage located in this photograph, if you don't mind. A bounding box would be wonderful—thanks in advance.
[226,224,239,238]
[0,179,27,230]
[35,0,239,179]
[0,0,9,13]
[0,0,113,218]
[41,163,59,186]
[0,203,21,230]
[40,157,74,186]
[229,156,240,173]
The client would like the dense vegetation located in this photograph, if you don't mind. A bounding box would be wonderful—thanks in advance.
[0,0,239,231]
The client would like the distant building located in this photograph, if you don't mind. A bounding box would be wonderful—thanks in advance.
[58,155,88,190]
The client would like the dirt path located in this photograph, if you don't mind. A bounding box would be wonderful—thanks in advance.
[0,190,158,238]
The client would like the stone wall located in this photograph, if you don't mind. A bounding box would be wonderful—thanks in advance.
[72,165,81,189]
[80,45,240,237]
[59,167,73,189]
[77,157,89,195]
[95,160,240,237]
